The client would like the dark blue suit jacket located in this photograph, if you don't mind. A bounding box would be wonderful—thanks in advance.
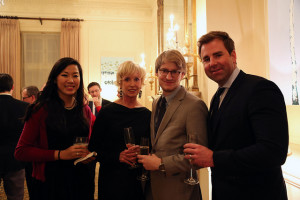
[209,70,288,200]
[0,95,29,173]
[88,98,111,116]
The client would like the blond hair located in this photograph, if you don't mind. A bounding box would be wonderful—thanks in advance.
[115,61,146,87]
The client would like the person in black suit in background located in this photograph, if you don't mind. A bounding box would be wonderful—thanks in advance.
[184,31,289,200]
[87,82,111,116]
[0,73,29,200]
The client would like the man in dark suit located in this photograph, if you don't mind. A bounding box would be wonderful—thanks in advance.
[184,31,288,200]
[87,82,111,116]
[0,73,29,200]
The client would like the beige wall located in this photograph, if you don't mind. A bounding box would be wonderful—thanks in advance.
[1,0,157,109]
[198,0,269,105]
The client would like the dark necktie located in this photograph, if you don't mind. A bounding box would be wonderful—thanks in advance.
[210,87,225,128]
[155,97,167,136]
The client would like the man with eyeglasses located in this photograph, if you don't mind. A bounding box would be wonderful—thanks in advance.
[20,85,39,199]
[21,86,39,104]
[87,82,111,116]
[0,73,28,200]
[138,50,208,200]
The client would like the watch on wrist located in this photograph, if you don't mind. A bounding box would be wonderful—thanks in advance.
[159,162,166,172]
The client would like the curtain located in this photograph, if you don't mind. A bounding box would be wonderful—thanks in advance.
[60,21,80,61]
[0,19,21,98]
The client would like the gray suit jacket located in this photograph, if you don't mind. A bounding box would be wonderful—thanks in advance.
[150,86,208,200]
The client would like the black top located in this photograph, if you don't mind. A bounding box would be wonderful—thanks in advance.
[89,102,151,200]
[36,106,94,200]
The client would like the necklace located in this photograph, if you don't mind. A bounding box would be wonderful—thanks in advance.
[64,99,77,110]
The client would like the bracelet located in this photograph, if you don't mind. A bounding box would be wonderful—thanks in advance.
[58,150,61,160]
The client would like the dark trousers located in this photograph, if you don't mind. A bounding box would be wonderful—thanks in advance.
[25,162,34,199]
[0,169,25,200]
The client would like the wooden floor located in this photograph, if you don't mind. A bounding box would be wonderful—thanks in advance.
[0,163,100,200]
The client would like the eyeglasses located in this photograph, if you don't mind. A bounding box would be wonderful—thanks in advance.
[22,96,32,100]
[158,69,182,78]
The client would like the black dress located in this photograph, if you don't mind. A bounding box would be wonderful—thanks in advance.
[33,106,94,200]
[89,102,151,200]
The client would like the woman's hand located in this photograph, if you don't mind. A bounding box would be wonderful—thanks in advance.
[58,145,89,160]
[119,145,139,166]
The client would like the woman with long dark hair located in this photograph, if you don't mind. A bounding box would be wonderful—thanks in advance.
[15,57,94,200]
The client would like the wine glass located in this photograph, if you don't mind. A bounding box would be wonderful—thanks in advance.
[184,134,200,185]
[74,137,89,146]
[137,137,149,181]
[124,127,138,169]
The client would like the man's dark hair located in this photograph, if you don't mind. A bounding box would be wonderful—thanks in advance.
[23,86,40,99]
[0,73,13,93]
[87,82,101,91]
[197,31,235,58]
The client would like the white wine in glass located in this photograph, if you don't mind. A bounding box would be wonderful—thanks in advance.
[184,134,200,185]
[74,137,89,146]
[137,137,149,181]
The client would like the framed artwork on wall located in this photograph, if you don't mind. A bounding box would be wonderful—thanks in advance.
[100,57,133,101]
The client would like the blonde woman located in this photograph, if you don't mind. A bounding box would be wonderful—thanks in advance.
[89,61,151,200]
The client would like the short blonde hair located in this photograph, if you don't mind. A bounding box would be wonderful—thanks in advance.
[115,61,146,87]
[155,50,186,74]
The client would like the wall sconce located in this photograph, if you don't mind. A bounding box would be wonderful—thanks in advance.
[147,65,157,91]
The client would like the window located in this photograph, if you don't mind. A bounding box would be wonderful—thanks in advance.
[21,32,60,89]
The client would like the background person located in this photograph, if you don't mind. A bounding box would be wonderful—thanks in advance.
[138,50,208,200]
[87,82,111,116]
[21,85,40,199]
[0,73,28,200]
[89,61,151,200]
[184,31,288,200]
[15,57,95,200]
[21,86,39,104]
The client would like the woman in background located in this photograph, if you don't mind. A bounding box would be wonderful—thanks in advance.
[89,61,151,200]
[15,57,94,200]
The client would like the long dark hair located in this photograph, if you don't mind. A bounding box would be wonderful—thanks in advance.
[24,57,88,130]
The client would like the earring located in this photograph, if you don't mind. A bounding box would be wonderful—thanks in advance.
[138,90,142,98]
[119,88,123,98]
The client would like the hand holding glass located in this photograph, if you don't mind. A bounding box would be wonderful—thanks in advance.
[184,134,200,185]
[73,137,89,158]
[124,127,138,168]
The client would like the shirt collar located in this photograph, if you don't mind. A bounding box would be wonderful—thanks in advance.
[0,93,12,96]
[162,85,182,105]
[221,67,240,89]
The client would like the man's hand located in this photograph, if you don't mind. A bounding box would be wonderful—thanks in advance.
[137,154,161,171]
[93,97,101,107]
[183,143,214,168]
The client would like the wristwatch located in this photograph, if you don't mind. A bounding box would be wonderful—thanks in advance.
[159,162,166,172]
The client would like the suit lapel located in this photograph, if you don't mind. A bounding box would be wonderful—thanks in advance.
[152,87,186,147]
[151,97,159,145]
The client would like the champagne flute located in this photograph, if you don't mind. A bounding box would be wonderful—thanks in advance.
[124,127,138,169]
[137,137,149,181]
[184,134,200,185]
